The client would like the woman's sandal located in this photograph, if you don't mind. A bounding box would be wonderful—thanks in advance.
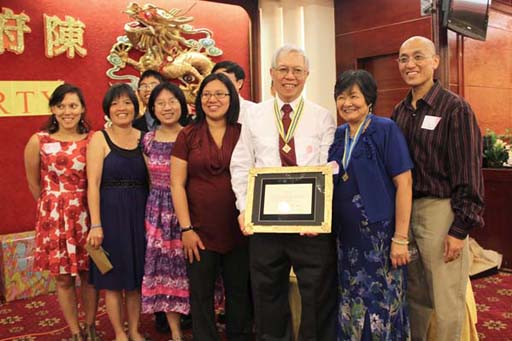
[83,324,101,341]
[128,336,151,341]
[69,332,83,341]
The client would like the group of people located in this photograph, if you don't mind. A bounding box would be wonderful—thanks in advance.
[24,35,484,341]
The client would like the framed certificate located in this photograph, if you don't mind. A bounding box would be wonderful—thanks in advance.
[244,165,333,234]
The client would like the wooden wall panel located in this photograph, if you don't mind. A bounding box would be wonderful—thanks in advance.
[335,1,432,122]
[358,54,404,89]
[495,0,512,7]
[471,169,512,269]
[448,30,461,94]
[459,9,512,134]
[335,0,424,34]
[375,89,409,117]
[358,54,409,117]
[336,18,432,72]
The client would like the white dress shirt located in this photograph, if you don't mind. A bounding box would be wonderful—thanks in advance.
[238,95,256,123]
[230,95,336,211]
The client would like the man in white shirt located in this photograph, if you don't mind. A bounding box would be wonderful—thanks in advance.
[230,44,337,341]
[212,60,256,122]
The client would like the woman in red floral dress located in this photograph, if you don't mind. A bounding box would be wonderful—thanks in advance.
[24,84,99,341]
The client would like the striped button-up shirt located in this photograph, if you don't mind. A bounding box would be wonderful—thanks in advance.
[392,80,484,239]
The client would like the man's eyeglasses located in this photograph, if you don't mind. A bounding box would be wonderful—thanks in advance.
[396,54,432,65]
[201,92,230,100]
[274,66,307,78]
[138,82,159,91]
[154,99,179,109]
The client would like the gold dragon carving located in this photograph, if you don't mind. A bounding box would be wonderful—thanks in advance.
[106,2,223,104]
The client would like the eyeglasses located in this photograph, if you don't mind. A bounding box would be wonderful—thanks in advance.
[201,92,230,100]
[274,66,307,78]
[154,99,179,108]
[396,54,432,65]
[138,82,159,91]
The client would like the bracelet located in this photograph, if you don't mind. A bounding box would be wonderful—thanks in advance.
[391,237,409,245]
[90,224,102,229]
[181,226,194,233]
[394,232,408,239]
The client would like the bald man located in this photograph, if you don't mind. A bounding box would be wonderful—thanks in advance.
[391,36,484,341]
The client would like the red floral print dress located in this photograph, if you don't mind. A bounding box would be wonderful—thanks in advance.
[34,131,93,276]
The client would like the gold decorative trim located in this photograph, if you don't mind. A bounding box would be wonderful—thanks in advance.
[244,165,333,234]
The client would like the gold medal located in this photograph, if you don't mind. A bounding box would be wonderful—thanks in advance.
[273,98,304,155]
[342,114,372,182]
[342,172,349,182]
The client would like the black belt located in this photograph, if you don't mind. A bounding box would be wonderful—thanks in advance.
[413,191,428,199]
[102,179,146,188]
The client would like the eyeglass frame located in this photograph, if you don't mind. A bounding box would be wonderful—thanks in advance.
[138,82,160,91]
[273,66,308,79]
[396,53,436,65]
[200,92,231,100]
[154,98,180,109]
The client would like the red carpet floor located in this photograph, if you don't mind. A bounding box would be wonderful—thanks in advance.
[0,271,511,340]
[0,293,225,341]
[472,271,512,340]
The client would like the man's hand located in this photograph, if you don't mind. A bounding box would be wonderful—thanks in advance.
[443,234,465,263]
[182,231,205,263]
[238,211,253,236]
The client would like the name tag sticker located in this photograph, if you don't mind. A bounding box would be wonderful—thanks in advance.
[421,115,442,130]
[328,160,339,175]
[43,142,61,154]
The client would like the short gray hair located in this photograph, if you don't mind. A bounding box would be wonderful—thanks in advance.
[271,44,309,70]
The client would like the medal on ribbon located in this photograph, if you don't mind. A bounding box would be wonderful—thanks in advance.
[341,114,372,181]
[273,98,305,153]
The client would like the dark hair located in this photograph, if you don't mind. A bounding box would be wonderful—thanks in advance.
[195,73,240,125]
[147,82,189,126]
[102,83,139,119]
[138,69,165,88]
[334,69,377,108]
[43,83,90,134]
[211,60,246,81]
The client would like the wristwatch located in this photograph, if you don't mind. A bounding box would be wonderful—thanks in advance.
[181,226,194,233]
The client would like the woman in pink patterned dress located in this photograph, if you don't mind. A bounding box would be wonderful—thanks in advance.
[140,82,190,341]
[24,84,99,341]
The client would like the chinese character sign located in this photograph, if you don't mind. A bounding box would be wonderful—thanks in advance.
[0,7,31,55]
[44,14,87,58]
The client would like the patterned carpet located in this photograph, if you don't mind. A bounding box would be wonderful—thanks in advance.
[473,271,512,340]
[0,293,218,341]
[0,271,511,340]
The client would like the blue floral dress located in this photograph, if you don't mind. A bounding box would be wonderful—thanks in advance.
[329,119,411,341]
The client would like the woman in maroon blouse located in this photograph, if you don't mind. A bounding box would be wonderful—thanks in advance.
[170,73,252,340]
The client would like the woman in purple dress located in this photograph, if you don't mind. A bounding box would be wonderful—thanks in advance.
[140,82,190,341]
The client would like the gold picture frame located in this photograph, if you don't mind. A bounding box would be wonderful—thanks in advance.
[244,165,333,234]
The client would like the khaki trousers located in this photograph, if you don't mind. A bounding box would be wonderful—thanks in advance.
[408,198,469,341]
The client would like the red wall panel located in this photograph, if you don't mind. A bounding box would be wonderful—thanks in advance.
[0,0,251,234]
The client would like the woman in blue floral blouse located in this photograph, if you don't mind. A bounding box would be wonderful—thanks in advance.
[328,70,413,340]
